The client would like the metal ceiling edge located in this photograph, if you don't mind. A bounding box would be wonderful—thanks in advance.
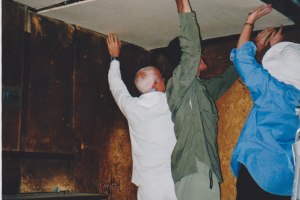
[38,0,97,14]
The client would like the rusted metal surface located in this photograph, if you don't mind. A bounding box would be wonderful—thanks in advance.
[25,12,75,153]
[2,0,24,87]
[3,192,108,200]
[2,0,25,151]
[73,26,151,199]
[2,157,21,194]
[4,0,299,198]
[20,159,74,193]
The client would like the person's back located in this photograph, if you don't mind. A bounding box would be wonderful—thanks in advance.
[119,90,176,188]
[106,33,177,200]
[165,1,239,199]
[229,5,300,199]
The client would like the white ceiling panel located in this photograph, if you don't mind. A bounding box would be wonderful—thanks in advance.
[18,0,294,50]
[14,0,67,10]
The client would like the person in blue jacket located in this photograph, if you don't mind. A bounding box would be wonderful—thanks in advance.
[230,4,300,200]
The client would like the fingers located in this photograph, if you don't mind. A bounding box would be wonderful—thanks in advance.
[262,29,273,44]
[271,25,283,38]
[114,33,118,40]
[270,30,276,39]
[254,5,264,14]
[261,4,273,16]
[113,33,117,43]
[259,27,273,35]
[269,25,283,46]
[107,33,112,44]
[253,4,272,19]
[257,27,273,41]
[264,33,271,45]
[107,33,120,45]
[111,33,116,43]
[247,4,272,23]
[263,27,274,35]
[277,24,283,35]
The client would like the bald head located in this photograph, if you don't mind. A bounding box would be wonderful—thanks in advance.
[134,67,165,94]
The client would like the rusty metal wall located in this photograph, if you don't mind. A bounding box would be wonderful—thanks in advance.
[25,12,75,153]
[72,26,151,199]
[2,0,25,151]
[2,1,300,199]
[20,159,74,193]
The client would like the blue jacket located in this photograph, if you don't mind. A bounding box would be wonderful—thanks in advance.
[230,41,300,195]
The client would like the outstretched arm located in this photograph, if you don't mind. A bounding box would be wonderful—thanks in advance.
[176,0,191,13]
[166,0,201,112]
[237,5,273,50]
[107,33,133,116]
[230,6,275,101]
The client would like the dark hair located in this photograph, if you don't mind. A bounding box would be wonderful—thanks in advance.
[163,37,182,72]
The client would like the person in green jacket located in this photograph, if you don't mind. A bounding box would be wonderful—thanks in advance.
[166,0,239,199]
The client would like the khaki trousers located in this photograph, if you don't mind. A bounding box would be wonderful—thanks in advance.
[175,158,220,200]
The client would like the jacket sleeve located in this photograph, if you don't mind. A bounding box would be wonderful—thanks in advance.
[108,60,134,115]
[204,65,239,101]
[166,12,201,111]
[230,41,269,102]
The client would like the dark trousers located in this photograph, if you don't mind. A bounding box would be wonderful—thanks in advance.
[236,164,291,200]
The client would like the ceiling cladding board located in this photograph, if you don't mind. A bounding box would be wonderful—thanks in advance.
[17,0,294,50]
[14,0,67,10]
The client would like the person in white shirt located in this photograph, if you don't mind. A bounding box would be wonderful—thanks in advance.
[107,33,177,200]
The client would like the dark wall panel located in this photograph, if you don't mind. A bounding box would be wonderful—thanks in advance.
[25,12,75,153]
[20,159,74,193]
[72,26,151,200]
[3,0,299,198]
[2,0,25,151]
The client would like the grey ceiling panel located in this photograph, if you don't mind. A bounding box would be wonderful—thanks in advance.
[17,0,294,50]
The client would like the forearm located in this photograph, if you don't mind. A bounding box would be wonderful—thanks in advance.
[237,24,253,50]
[108,61,124,96]
[176,0,191,13]
[108,61,132,113]
[237,5,273,50]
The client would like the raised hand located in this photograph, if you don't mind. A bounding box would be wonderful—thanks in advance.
[255,27,274,52]
[107,33,121,57]
[270,25,283,46]
[176,0,191,13]
[237,4,273,49]
[246,4,273,24]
